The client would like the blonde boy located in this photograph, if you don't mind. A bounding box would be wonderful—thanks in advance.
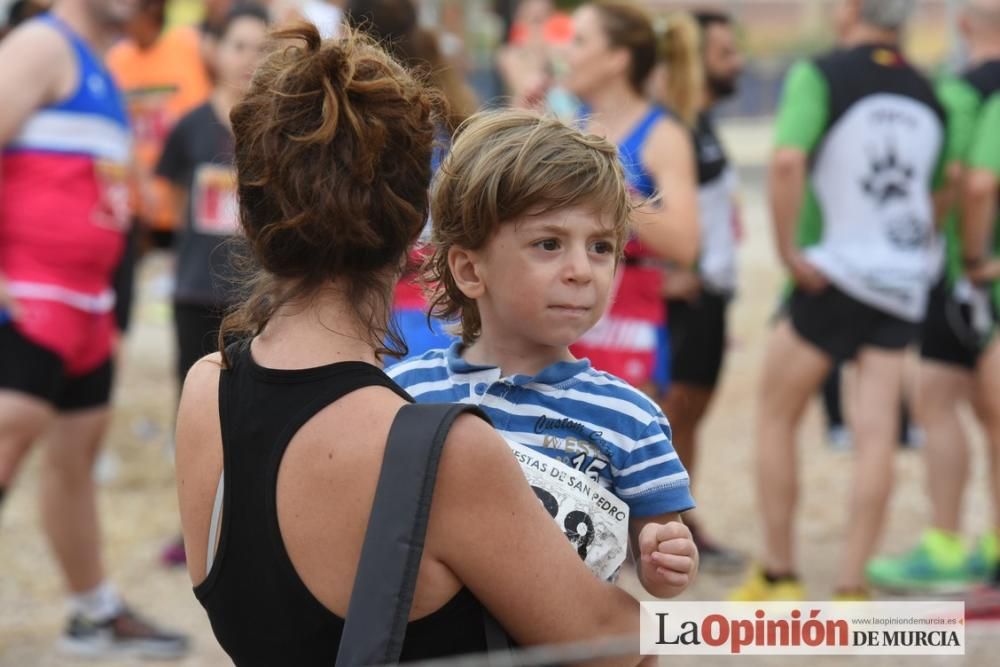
[389,110,698,596]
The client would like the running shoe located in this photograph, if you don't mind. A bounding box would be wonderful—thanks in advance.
[57,606,190,660]
[827,425,852,451]
[966,532,999,581]
[832,588,871,602]
[866,529,983,594]
[728,565,806,602]
[161,535,187,567]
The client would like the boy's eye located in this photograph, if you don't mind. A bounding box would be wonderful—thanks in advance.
[591,241,615,255]
[536,239,561,251]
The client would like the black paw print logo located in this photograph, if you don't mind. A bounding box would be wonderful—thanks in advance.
[861,145,914,206]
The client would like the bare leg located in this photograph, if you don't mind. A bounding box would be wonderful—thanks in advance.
[914,361,973,534]
[0,390,54,489]
[976,340,1000,538]
[839,346,906,591]
[660,383,714,485]
[756,321,832,575]
[39,406,111,593]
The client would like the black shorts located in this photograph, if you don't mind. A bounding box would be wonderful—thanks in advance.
[0,324,113,411]
[920,280,995,370]
[667,290,729,388]
[787,285,919,363]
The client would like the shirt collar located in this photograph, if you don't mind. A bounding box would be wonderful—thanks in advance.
[444,340,591,388]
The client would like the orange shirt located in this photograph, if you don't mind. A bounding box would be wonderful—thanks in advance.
[508,12,573,47]
[107,26,211,229]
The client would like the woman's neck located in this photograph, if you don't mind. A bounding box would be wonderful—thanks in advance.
[251,286,382,370]
[582,79,650,143]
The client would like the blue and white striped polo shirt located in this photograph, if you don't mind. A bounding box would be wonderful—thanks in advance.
[388,342,695,518]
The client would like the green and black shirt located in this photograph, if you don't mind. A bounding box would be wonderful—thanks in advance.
[936,60,1000,307]
[774,44,948,322]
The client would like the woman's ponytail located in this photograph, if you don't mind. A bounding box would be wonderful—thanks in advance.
[658,12,703,127]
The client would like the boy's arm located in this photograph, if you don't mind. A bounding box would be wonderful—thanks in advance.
[616,414,696,598]
[629,513,698,599]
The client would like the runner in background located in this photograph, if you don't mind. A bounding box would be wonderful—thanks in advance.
[866,0,1000,598]
[347,0,479,359]
[730,0,949,602]
[656,8,746,573]
[564,0,700,395]
[107,0,211,251]
[0,0,188,657]
[497,0,572,110]
[106,0,211,346]
[155,1,269,567]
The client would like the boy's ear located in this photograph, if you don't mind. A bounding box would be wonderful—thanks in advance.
[448,245,486,300]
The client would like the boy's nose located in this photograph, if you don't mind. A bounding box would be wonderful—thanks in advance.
[564,246,593,283]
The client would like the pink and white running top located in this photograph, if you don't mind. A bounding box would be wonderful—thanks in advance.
[1,13,131,313]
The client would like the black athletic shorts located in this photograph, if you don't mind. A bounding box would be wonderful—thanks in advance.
[667,289,729,388]
[787,284,920,362]
[0,324,113,410]
[920,280,996,370]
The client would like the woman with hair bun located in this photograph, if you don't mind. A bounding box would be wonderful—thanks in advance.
[174,24,646,665]
[564,0,701,395]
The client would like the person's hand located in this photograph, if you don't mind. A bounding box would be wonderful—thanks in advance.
[638,521,698,598]
[784,251,828,293]
[0,272,20,322]
[966,257,1000,285]
[662,267,701,302]
[515,72,550,111]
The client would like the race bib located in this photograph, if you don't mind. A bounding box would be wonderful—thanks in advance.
[92,159,130,232]
[127,87,176,151]
[192,164,240,235]
[509,441,630,581]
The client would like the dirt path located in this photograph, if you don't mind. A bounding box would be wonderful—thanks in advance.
[1,122,996,665]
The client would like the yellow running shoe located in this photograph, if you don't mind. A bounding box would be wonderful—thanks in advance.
[728,566,806,601]
[832,589,871,602]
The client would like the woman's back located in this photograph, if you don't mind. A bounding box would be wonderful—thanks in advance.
[179,343,489,665]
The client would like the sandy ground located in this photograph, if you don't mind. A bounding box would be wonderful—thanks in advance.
[1,119,997,665]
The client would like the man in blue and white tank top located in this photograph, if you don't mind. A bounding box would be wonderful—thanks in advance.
[0,0,188,658]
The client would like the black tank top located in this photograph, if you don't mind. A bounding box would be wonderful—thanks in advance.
[194,343,489,666]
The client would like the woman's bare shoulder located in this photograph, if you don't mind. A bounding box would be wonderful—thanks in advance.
[176,353,224,451]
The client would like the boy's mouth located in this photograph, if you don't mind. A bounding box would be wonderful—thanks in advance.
[548,305,591,316]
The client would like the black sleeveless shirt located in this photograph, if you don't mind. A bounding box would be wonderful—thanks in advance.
[193,343,489,665]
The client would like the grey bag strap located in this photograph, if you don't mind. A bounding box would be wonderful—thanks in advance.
[335,403,508,667]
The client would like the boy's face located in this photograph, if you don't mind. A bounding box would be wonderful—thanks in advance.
[455,206,619,353]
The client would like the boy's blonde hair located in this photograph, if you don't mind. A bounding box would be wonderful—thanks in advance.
[425,110,633,345]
